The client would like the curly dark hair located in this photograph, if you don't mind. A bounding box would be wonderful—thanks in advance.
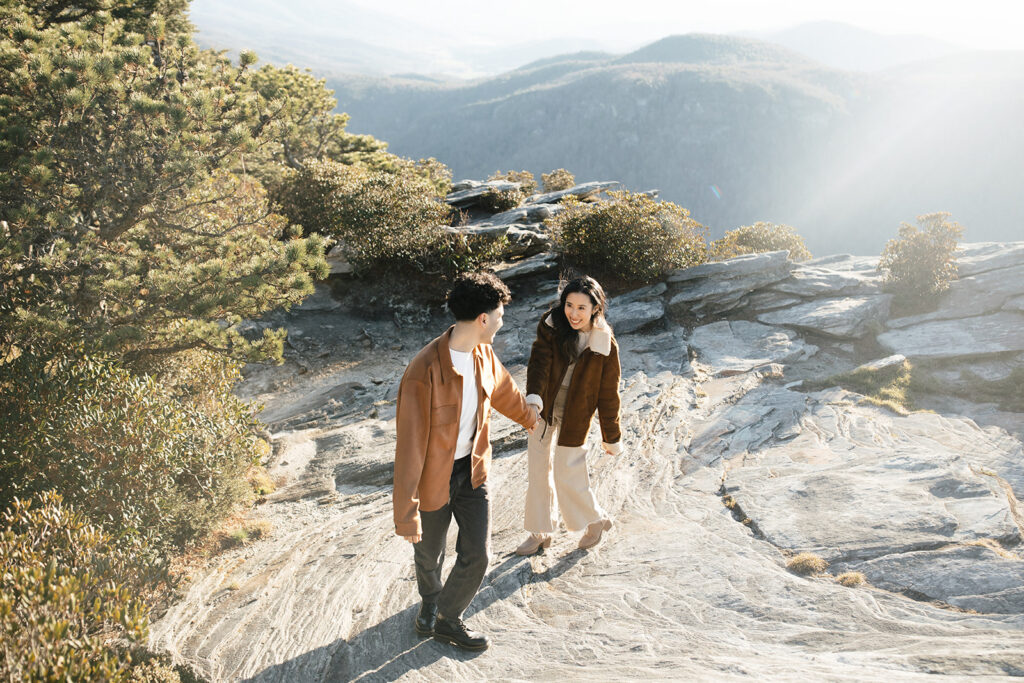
[548,275,609,362]
[447,271,511,321]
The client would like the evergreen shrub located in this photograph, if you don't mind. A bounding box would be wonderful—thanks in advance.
[0,493,154,682]
[488,169,537,195]
[541,168,576,193]
[272,160,450,274]
[709,222,812,261]
[0,350,260,553]
[877,212,963,311]
[549,191,708,283]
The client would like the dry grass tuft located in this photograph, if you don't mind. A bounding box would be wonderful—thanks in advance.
[835,571,867,587]
[787,552,828,575]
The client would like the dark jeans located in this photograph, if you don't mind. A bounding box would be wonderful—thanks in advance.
[413,456,490,620]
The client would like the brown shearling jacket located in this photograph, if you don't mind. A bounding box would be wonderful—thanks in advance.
[525,312,622,449]
[393,327,536,537]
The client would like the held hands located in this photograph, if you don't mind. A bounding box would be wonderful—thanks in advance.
[526,405,540,434]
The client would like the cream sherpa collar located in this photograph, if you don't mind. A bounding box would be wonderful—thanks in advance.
[544,313,612,356]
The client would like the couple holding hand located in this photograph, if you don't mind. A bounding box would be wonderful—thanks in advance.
[392,271,622,652]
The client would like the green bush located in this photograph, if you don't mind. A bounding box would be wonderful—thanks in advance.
[272,159,450,274]
[476,188,525,214]
[709,221,812,261]
[0,492,154,682]
[541,168,576,193]
[878,212,963,311]
[549,191,708,283]
[0,349,260,552]
[488,169,537,195]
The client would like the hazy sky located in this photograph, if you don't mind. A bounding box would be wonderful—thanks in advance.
[342,0,1022,52]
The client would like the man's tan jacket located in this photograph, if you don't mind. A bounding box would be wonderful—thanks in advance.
[393,327,536,537]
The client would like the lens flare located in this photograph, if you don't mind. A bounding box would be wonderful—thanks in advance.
[710,184,722,199]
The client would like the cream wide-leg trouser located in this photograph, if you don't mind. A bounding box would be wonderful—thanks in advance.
[524,384,606,534]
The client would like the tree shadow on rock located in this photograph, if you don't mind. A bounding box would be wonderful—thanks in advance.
[245,550,585,682]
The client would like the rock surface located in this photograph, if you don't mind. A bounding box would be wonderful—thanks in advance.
[151,243,1024,681]
[756,295,892,339]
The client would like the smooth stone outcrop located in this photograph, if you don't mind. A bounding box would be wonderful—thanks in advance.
[852,354,907,373]
[445,180,522,207]
[719,389,1021,566]
[492,252,558,280]
[833,545,1024,614]
[613,282,668,305]
[928,354,1023,392]
[524,181,619,205]
[878,312,1024,359]
[745,290,804,312]
[803,254,880,273]
[756,295,892,339]
[668,250,791,283]
[770,266,881,298]
[668,252,794,316]
[609,299,665,334]
[504,225,552,257]
[689,321,817,376]
[956,241,1024,277]
[887,262,1024,329]
[478,203,562,225]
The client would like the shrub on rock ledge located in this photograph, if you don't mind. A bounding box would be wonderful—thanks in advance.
[542,168,576,192]
[272,159,450,274]
[709,222,812,261]
[488,169,537,195]
[549,191,707,283]
[878,212,963,312]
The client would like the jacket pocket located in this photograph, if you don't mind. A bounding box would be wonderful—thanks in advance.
[431,403,459,426]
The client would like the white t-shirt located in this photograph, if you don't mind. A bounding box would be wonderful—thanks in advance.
[449,348,478,460]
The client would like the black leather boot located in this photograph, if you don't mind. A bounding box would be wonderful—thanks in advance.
[432,615,489,651]
[414,602,438,637]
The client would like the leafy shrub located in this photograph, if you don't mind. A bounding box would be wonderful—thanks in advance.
[272,160,450,274]
[0,493,154,682]
[541,168,576,193]
[476,188,526,214]
[488,169,537,195]
[0,349,260,552]
[877,212,963,311]
[709,221,812,261]
[427,231,510,278]
[549,191,708,283]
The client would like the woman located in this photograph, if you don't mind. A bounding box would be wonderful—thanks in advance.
[516,275,622,555]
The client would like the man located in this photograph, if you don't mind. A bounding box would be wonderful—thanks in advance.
[393,272,538,651]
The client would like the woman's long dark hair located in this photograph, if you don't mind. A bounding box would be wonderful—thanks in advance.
[548,276,609,362]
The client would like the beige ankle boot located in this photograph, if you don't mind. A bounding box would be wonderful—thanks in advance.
[515,533,552,556]
[578,519,613,549]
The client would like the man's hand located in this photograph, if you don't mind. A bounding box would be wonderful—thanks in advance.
[403,534,421,544]
[526,405,539,434]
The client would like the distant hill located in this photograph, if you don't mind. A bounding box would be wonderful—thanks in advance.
[741,21,965,72]
[188,0,617,78]
[328,35,1024,254]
